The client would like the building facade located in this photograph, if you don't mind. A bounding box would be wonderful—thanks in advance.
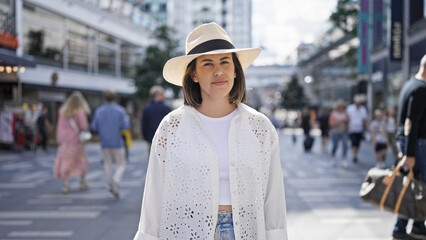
[297,25,360,109]
[0,0,36,110]
[369,0,426,110]
[0,0,160,147]
[141,0,253,53]
[139,0,168,25]
[244,64,295,109]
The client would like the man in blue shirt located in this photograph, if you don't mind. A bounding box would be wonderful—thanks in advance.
[91,89,130,199]
[141,86,171,150]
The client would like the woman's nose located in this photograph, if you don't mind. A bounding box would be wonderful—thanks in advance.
[214,67,223,76]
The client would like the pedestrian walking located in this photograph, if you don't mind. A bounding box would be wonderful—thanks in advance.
[141,85,171,151]
[391,54,426,240]
[133,22,288,240]
[385,106,399,166]
[36,107,50,151]
[317,106,331,154]
[329,100,349,167]
[291,110,300,144]
[369,109,388,169]
[54,91,91,194]
[301,107,314,152]
[346,95,369,163]
[91,89,130,199]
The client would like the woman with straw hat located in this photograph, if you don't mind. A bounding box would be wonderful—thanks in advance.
[134,22,288,240]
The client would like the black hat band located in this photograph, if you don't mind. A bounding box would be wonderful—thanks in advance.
[188,39,235,55]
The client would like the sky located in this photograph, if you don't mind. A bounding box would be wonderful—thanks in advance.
[252,0,337,65]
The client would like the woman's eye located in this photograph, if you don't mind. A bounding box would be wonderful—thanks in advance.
[221,61,229,65]
[203,63,212,67]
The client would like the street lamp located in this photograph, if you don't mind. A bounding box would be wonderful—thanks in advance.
[304,75,313,84]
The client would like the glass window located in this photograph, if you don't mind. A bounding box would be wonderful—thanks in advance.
[410,0,425,24]
[67,20,88,71]
[121,41,143,78]
[424,0,426,18]
[87,29,95,73]
[159,3,166,12]
[98,44,115,76]
[120,42,131,78]
[143,3,151,12]
[0,0,13,33]
[22,3,64,67]
[97,32,115,44]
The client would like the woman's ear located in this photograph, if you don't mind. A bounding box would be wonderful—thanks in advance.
[193,72,198,83]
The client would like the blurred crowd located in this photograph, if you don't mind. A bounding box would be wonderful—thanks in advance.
[265,95,398,170]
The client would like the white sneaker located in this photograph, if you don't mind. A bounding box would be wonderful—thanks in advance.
[109,182,120,199]
[62,183,71,194]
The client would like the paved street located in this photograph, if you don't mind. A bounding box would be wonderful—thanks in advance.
[282,130,396,240]
[0,132,399,240]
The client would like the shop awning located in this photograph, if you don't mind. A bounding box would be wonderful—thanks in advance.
[0,48,36,67]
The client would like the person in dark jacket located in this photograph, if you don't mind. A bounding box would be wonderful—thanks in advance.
[300,107,314,151]
[391,54,426,240]
[317,106,331,154]
[36,107,49,151]
[141,86,171,150]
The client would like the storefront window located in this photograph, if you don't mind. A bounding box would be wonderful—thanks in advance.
[22,3,64,67]
[67,20,88,71]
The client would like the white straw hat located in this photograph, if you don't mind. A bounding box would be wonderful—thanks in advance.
[163,22,261,86]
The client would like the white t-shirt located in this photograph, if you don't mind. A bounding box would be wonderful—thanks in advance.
[346,104,368,133]
[197,109,236,205]
[370,120,387,143]
[386,116,396,133]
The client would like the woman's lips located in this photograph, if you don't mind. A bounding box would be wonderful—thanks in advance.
[212,81,227,86]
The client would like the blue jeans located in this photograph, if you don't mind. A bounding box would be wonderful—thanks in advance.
[331,132,348,158]
[215,211,235,240]
[393,139,426,234]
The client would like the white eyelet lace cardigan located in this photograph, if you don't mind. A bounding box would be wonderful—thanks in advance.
[134,103,288,240]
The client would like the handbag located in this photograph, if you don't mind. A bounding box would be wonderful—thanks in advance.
[69,118,92,143]
[359,165,426,220]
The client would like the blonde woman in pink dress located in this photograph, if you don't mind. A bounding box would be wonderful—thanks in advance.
[54,91,91,193]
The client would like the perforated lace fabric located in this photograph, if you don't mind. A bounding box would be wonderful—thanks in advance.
[134,104,288,240]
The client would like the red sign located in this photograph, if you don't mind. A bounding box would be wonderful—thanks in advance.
[0,30,19,49]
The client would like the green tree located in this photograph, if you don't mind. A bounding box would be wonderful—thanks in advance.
[281,75,306,109]
[133,25,180,100]
[329,0,358,36]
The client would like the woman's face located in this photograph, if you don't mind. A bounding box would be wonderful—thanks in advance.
[337,104,345,112]
[193,53,236,103]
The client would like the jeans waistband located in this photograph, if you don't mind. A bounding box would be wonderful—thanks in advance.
[217,211,233,224]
